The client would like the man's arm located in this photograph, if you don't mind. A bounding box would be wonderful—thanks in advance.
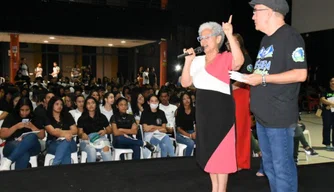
[265,69,307,84]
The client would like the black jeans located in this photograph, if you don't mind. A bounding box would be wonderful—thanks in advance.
[294,123,309,159]
[322,109,334,146]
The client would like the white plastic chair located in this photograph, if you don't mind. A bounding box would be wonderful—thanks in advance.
[139,125,161,158]
[172,127,188,157]
[80,147,133,162]
[10,156,38,170]
[303,129,312,162]
[111,148,133,161]
[80,134,134,162]
[108,133,134,161]
[303,130,312,147]
[44,152,78,166]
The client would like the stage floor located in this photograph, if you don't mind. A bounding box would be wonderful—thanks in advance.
[0,157,332,192]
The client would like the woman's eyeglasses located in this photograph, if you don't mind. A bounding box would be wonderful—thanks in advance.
[197,34,216,42]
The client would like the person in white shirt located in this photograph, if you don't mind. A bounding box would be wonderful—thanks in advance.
[51,62,60,78]
[71,64,81,82]
[142,67,150,85]
[158,89,177,135]
[131,92,145,124]
[34,63,43,78]
[100,92,114,122]
[20,58,29,77]
[124,92,133,115]
[69,95,85,124]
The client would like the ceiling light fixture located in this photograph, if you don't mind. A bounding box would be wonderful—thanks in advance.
[44,40,49,43]
[108,44,113,46]
[121,40,126,44]
[49,37,55,39]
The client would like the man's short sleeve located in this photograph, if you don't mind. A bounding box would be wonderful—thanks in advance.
[286,33,307,70]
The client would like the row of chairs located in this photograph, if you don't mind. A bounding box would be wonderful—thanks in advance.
[0,121,191,170]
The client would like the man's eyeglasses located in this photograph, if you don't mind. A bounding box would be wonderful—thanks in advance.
[197,34,216,42]
[253,8,269,14]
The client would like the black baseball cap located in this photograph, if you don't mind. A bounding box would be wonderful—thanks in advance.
[249,0,289,16]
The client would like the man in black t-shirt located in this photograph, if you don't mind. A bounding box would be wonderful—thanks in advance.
[244,1,307,192]
[320,77,334,150]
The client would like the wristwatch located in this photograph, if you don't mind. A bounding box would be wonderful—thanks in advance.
[262,74,267,87]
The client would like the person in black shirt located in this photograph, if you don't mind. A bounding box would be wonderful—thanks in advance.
[175,93,196,156]
[245,1,307,191]
[34,91,55,128]
[320,77,334,150]
[227,33,253,170]
[77,97,112,162]
[226,33,254,88]
[0,86,17,121]
[0,97,45,170]
[111,98,157,160]
[44,97,78,165]
[140,94,175,157]
[148,67,157,87]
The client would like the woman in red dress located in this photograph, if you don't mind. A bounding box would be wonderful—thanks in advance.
[226,33,253,170]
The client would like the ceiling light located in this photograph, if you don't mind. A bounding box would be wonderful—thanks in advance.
[44,40,49,43]
[49,37,55,39]
[121,40,126,44]
[108,44,113,46]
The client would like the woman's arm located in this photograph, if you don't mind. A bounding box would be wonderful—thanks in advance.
[118,123,138,135]
[321,97,334,106]
[25,122,45,139]
[222,15,244,71]
[111,123,124,136]
[0,122,23,139]
[105,124,113,134]
[78,128,89,140]
[0,111,8,120]
[142,124,158,132]
[157,124,167,133]
[68,124,78,136]
[177,127,192,138]
[44,125,63,138]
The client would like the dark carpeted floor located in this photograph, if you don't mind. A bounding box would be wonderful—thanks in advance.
[0,157,332,192]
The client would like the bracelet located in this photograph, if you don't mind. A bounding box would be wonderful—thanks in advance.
[261,74,267,87]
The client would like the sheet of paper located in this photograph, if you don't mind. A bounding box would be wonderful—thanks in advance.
[19,131,40,138]
[180,134,191,139]
[57,135,78,141]
[228,71,246,82]
[152,130,166,141]
[328,97,334,112]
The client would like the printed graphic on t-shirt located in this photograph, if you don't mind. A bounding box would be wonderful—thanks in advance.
[246,64,253,72]
[253,45,274,75]
[292,47,305,62]
[156,118,162,125]
[326,93,334,98]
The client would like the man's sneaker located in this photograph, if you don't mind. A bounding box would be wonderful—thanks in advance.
[144,142,158,153]
[304,147,318,156]
[325,145,334,151]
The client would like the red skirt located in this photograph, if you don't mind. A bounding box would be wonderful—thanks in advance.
[233,87,251,169]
